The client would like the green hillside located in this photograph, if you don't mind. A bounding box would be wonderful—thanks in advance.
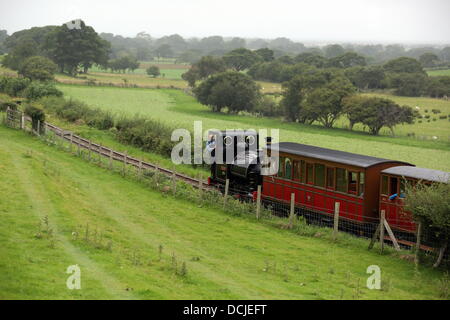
[0,125,447,299]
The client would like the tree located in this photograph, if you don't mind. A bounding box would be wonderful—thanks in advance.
[419,52,440,68]
[389,72,428,96]
[345,66,386,89]
[193,71,261,113]
[294,52,327,68]
[302,76,355,128]
[426,76,450,98]
[146,65,160,78]
[223,48,261,71]
[0,30,8,54]
[108,56,139,73]
[383,57,424,74]
[343,96,415,135]
[45,21,110,75]
[327,52,367,68]
[255,48,274,62]
[324,44,345,58]
[181,56,226,87]
[18,56,57,81]
[2,40,38,70]
[405,181,450,268]
[154,44,174,58]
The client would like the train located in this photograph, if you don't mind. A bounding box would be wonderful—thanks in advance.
[207,130,449,238]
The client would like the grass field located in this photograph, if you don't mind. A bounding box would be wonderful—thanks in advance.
[58,85,450,172]
[0,125,447,299]
[426,69,450,77]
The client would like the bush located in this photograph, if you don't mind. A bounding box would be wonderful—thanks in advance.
[253,95,282,117]
[0,76,31,97]
[24,103,45,133]
[21,82,63,100]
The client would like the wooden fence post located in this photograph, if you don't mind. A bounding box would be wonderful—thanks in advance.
[368,224,381,250]
[138,160,143,179]
[21,113,25,130]
[122,151,127,175]
[333,202,340,241]
[415,222,422,267]
[88,141,92,161]
[223,179,230,209]
[383,219,400,251]
[37,120,41,136]
[288,192,295,228]
[172,171,177,195]
[379,210,385,252]
[109,149,113,170]
[69,133,73,153]
[256,185,262,219]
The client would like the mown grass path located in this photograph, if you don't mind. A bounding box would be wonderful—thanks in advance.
[0,126,446,299]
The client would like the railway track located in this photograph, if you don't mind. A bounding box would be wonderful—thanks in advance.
[29,118,213,191]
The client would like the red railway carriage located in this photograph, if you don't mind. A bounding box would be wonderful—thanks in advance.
[380,166,450,233]
[262,142,411,223]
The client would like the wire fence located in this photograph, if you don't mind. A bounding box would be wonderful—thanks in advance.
[2,108,448,268]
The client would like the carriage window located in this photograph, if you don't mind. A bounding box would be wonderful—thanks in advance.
[390,177,398,195]
[381,175,388,195]
[300,160,306,183]
[336,168,347,192]
[277,157,285,177]
[326,167,335,188]
[285,158,292,179]
[306,163,314,184]
[359,172,365,196]
[348,171,358,194]
[314,164,325,187]
[293,160,301,180]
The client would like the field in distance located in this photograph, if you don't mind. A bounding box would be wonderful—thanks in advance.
[426,68,450,77]
[0,126,446,299]
[59,85,450,172]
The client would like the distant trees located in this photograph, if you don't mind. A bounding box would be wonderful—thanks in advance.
[108,56,140,73]
[303,76,355,127]
[223,48,261,71]
[182,56,227,87]
[383,57,424,74]
[193,71,261,113]
[327,52,367,68]
[18,56,57,81]
[146,65,160,77]
[280,69,355,125]
[419,52,440,68]
[343,96,415,134]
[324,44,345,58]
[45,21,110,75]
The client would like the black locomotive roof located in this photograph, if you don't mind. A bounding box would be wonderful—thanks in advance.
[266,142,411,168]
[382,166,450,183]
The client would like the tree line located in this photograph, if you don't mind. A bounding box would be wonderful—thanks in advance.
[184,50,420,135]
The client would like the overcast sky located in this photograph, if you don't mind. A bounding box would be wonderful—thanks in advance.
[1,0,449,45]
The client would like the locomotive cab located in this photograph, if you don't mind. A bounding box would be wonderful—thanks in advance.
[207,130,262,194]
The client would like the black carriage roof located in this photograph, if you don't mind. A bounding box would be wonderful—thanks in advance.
[266,142,411,168]
[381,166,450,183]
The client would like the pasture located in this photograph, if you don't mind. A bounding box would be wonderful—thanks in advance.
[58,85,450,172]
[0,125,446,299]
[426,68,450,77]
